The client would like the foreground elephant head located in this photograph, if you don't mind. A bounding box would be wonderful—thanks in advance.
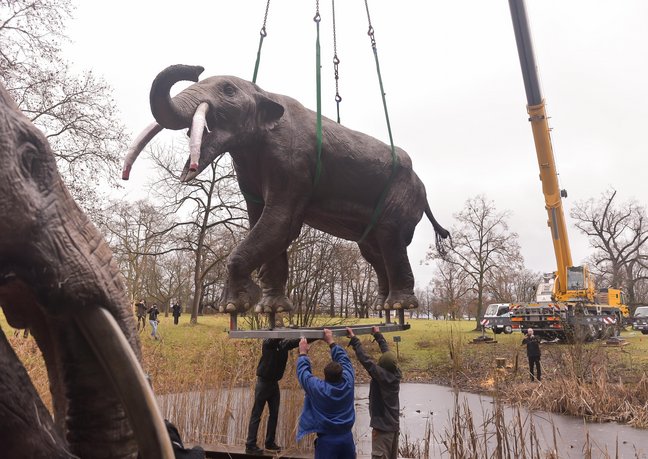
[124,65,450,316]
[0,85,173,457]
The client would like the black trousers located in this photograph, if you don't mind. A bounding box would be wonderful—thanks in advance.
[173,315,179,325]
[246,378,280,448]
[528,356,541,381]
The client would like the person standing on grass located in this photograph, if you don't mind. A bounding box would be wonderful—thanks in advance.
[172,302,181,325]
[522,328,541,381]
[347,326,401,459]
[245,337,302,455]
[147,304,160,340]
[297,328,356,459]
[135,299,147,331]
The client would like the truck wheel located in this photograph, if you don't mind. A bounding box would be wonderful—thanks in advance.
[642,331,648,335]
[504,325,513,334]
[493,328,502,335]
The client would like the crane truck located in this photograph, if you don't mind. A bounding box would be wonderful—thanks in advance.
[504,0,627,341]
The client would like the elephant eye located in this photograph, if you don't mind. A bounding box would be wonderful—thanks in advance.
[223,83,236,97]
[20,141,52,192]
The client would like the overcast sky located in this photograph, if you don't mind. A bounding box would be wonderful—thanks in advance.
[64,0,648,290]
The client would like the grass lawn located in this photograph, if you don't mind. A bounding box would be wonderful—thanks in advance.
[4,311,648,428]
[137,314,648,389]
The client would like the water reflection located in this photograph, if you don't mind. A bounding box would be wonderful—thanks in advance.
[159,383,648,458]
[358,383,648,458]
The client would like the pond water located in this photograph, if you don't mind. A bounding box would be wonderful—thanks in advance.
[160,383,648,458]
[354,383,648,458]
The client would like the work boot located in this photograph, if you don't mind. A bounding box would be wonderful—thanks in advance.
[265,443,282,451]
[245,445,264,455]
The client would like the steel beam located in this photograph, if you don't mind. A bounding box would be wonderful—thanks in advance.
[228,322,410,339]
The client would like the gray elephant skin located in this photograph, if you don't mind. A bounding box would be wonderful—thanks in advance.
[124,64,449,315]
[0,85,173,457]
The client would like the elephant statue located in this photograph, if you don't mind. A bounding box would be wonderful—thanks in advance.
[0,84,174,457]
[123,65,449,315]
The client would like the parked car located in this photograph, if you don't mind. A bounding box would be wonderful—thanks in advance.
[482,303,512,334]
[632,306,648,334]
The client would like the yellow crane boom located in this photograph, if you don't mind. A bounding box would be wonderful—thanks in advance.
[508,0,596,302]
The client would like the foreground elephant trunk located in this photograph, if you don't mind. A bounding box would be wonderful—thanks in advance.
[0,85,173,457]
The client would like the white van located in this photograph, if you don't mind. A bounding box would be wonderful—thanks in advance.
[632,306,648,334]
[482,303,512,334]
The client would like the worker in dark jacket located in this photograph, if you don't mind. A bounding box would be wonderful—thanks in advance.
[245,337,301,455]
[522,328,541,381]
[171,302,181,325]
[348,326,401,459]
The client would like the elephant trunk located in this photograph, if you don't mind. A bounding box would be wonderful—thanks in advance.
[39,200,173,458]
[149,64,205,130]
[0,83,173,457]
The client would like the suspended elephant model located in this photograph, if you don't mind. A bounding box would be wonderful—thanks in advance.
[0,85,174,458]
[124,65,449,315]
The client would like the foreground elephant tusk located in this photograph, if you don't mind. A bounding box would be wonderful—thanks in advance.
[75,308,174,459]
[122,122,164,180]
[188,102,209,172]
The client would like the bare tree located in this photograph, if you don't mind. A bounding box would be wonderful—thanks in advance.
[571,188,648,307]
[1,0,128,209]
[99,199,171,304]
[430,257,471,320]
[487,266,539,303]
[144,250,194,317]
[428,195,522,327]
[149,146,247,324]
[342,244,376,319]
[287,227,338,327]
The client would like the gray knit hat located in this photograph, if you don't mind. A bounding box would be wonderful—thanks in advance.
[378,351,398,372]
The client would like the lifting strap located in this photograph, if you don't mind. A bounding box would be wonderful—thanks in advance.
[243,0,271,205]
[252,0,271,84]
[357,0,400,243]
[313,2,323,190]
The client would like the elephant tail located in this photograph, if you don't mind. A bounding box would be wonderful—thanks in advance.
[425,204,451,257]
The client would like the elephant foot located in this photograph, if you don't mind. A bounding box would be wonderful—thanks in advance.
[254,294,294,314]
[373,295,387,311]
[218,278,261,314]
[384,292,419,310]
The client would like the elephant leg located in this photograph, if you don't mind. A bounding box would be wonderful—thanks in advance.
[221,202,303,314]
[218,200,263,314]
[376,226,419,310]
[256,251,293,314]
[358,240,390,311]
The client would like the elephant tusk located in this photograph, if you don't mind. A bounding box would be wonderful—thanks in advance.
[188,102,209,172]
[75,308,174,459]
[122,122,164,180]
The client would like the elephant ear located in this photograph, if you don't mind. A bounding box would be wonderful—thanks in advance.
[253,94,284,131]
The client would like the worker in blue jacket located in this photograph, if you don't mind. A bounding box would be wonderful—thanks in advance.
[296,328,356,458]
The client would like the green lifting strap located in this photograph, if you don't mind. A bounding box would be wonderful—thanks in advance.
[252,33,266,85]
[252,0,271,84]
[314,8,323,189]
[357,2,399,244]
[243,0,272,205]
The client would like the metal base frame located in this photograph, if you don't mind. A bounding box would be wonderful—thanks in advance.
[228,309,410,339]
